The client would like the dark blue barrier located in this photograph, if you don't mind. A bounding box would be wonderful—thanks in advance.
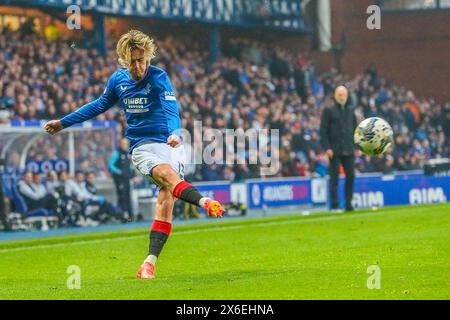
[339,172,450,209]
[246,178,312,209]
[8,172,444,213]
[194,182,231,205]
[245,172,450,210]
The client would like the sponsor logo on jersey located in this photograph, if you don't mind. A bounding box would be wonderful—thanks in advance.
[123,97,149,113]
[164,91,176,101]
[126,108,149,113]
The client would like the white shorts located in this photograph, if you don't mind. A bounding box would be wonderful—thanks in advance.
[131,142,186,188]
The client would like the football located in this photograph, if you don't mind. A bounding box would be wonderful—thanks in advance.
[354,117,394,156]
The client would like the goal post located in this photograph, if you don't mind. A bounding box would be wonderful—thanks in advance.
[0,120,118,176]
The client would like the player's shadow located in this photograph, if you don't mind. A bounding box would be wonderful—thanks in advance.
[125,267,291,282]
[147,267,293,284]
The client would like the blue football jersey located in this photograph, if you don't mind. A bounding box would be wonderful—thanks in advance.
[60,65,181,153]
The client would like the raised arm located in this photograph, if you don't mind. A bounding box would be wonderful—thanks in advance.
[44,73,119,135]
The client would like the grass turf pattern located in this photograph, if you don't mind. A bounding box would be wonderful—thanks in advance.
[0,204,449,299]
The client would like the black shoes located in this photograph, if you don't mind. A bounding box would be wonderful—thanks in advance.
[330,205,354,213]
[345,205,354,212]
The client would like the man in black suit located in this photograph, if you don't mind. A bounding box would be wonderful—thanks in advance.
[108,137,134,221]
[0,158,10,230]
[320,86,357,212]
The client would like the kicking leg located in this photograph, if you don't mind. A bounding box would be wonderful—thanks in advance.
[151,164,225,217]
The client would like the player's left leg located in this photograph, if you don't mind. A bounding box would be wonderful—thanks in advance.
[131,143,224,218]
[151,163,224,218]
[137,187,174,279]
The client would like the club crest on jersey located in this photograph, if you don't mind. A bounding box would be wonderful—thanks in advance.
[145,83,152,95]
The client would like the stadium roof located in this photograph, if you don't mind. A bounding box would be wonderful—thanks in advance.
[1,0,311,33]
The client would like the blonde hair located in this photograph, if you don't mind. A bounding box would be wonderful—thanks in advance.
[116,30,157,68]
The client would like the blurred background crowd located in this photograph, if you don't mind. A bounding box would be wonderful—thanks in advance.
[1,22,449,183]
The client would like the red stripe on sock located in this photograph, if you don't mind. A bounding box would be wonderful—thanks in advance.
[172,180,192,198]
[151,219,172,235]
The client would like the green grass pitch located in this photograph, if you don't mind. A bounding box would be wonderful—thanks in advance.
[1,203,449,299]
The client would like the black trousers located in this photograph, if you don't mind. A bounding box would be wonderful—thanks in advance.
[83,199,116,221]
[329,155,355,209]
[113,175,133,218]
[0,179,9,229]
[27,194,59,214]
[25,194,63,224]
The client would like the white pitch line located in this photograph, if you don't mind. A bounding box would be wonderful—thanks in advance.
[0,209,394,253]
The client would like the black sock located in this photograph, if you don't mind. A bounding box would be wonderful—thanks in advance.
[148,219,172,258]
[173,181,203,207]
[149,230,169,257]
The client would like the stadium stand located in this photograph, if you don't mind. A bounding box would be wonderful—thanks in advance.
[0,22,449,229]
[1,24,448,179]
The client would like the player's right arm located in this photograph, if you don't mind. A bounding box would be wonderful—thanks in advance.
[44,73,118,135]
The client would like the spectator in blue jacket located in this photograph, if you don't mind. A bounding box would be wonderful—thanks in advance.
[108,137,134,221]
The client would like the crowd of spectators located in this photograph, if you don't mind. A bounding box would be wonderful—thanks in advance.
[1,23,449,183]
[14,169,120,227]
